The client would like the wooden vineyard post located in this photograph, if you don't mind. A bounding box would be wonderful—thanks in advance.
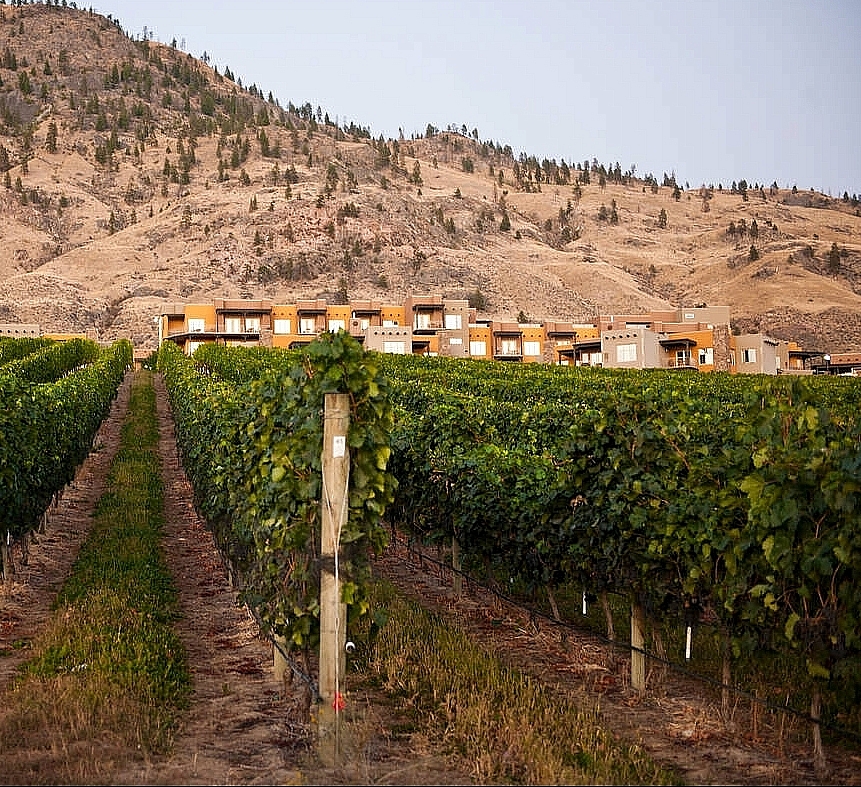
[318,393,350,763]
[1,531,12,583]
[631,600,646,694]
[273,635,288,684]
[452,535,463,595]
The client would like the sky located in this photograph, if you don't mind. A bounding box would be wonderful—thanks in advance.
[96,0,861,197]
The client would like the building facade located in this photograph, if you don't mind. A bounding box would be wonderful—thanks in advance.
[156,297,820,375]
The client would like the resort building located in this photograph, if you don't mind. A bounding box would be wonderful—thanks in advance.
[156,297,825,375]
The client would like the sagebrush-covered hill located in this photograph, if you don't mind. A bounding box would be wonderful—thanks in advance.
[2,4,860,353]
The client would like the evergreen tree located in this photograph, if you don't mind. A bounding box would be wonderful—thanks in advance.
[828,242,842,274]
[45,121,58,153]
[411,160,423,186]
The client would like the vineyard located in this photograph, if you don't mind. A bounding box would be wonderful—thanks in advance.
[2,332,860,780]
[157,334,861,772]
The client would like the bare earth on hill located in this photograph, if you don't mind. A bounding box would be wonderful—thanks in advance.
[1,371,860,785]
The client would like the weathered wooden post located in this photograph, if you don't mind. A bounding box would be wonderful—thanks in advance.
[318,393,350,763]
[631,600,646,693]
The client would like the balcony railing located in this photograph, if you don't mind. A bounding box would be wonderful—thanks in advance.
[666,358,699,369]
[413,321,444,333]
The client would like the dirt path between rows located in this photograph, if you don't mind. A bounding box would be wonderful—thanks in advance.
[1,370,860,785]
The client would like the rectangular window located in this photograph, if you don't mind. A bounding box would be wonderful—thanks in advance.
[470,340,487,357]
[383,341,407,354]
[224,317,241,333]
[675,350,691,367]
[328,319,346,332]
[187,341,202,355]
[382,319,399,327]
[299,317,316,335]
[523,340,541,356]
[444,313,462,330]
[449,337,463,346]
[245,317,260,333]
[187,318,205,333]
[414,312,431,330]
[698,347,714,365]
[742,348,757,363]
[500,338,519,356]
[616,343,637,362]
[273,319,291,334]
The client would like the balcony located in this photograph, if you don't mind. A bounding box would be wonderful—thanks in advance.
[666,358,699,370]
[412,320,444,334]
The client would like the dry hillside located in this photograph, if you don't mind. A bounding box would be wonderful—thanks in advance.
[1,4,860,354]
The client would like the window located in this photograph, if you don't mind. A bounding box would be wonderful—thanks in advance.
[444,313,462,330]
[616,343,637,362]
[382,319,399,327]
[449,337,463,346]
[245,317,260,333]
[470,340,487,357]
[299,317,316,335]
[273,319,291,334]
[358,318,371,330]
[523,340,541,356]
[742,348,757,364]
[383,341,407,354]
[414,312,431,330]
[698,347,714,366]
[499,338,519,356]
[187,341,202,355]
[675,350,691,367]
[328,319,346,333]
[224,317,241,333]
[187,318,205,333]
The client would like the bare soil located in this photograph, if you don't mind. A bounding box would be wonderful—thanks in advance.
[1,371,860,785]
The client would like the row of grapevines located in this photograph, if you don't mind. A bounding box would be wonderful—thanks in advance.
[382,354,861,733]
[192,343,302,385]
[0,339,133,541]
[157,333,397,651]
[0,337,101,384]
[0,336,54,366]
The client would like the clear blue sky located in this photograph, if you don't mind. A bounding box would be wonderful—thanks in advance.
[98,0,861,197]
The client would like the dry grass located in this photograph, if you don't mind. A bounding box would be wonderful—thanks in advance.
[353,582,683,785]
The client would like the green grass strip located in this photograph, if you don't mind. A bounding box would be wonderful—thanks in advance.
[11,370,190,755]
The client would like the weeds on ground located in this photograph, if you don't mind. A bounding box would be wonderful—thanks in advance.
[349,581,683,786]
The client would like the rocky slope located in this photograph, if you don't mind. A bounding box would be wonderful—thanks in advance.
[1,3,860,353]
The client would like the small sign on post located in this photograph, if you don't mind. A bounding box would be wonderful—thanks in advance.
[318,393,350,763]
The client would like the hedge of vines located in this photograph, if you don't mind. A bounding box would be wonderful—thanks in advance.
[157,334,397,650]
[377,354,861,731]
[0,338,133,542]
